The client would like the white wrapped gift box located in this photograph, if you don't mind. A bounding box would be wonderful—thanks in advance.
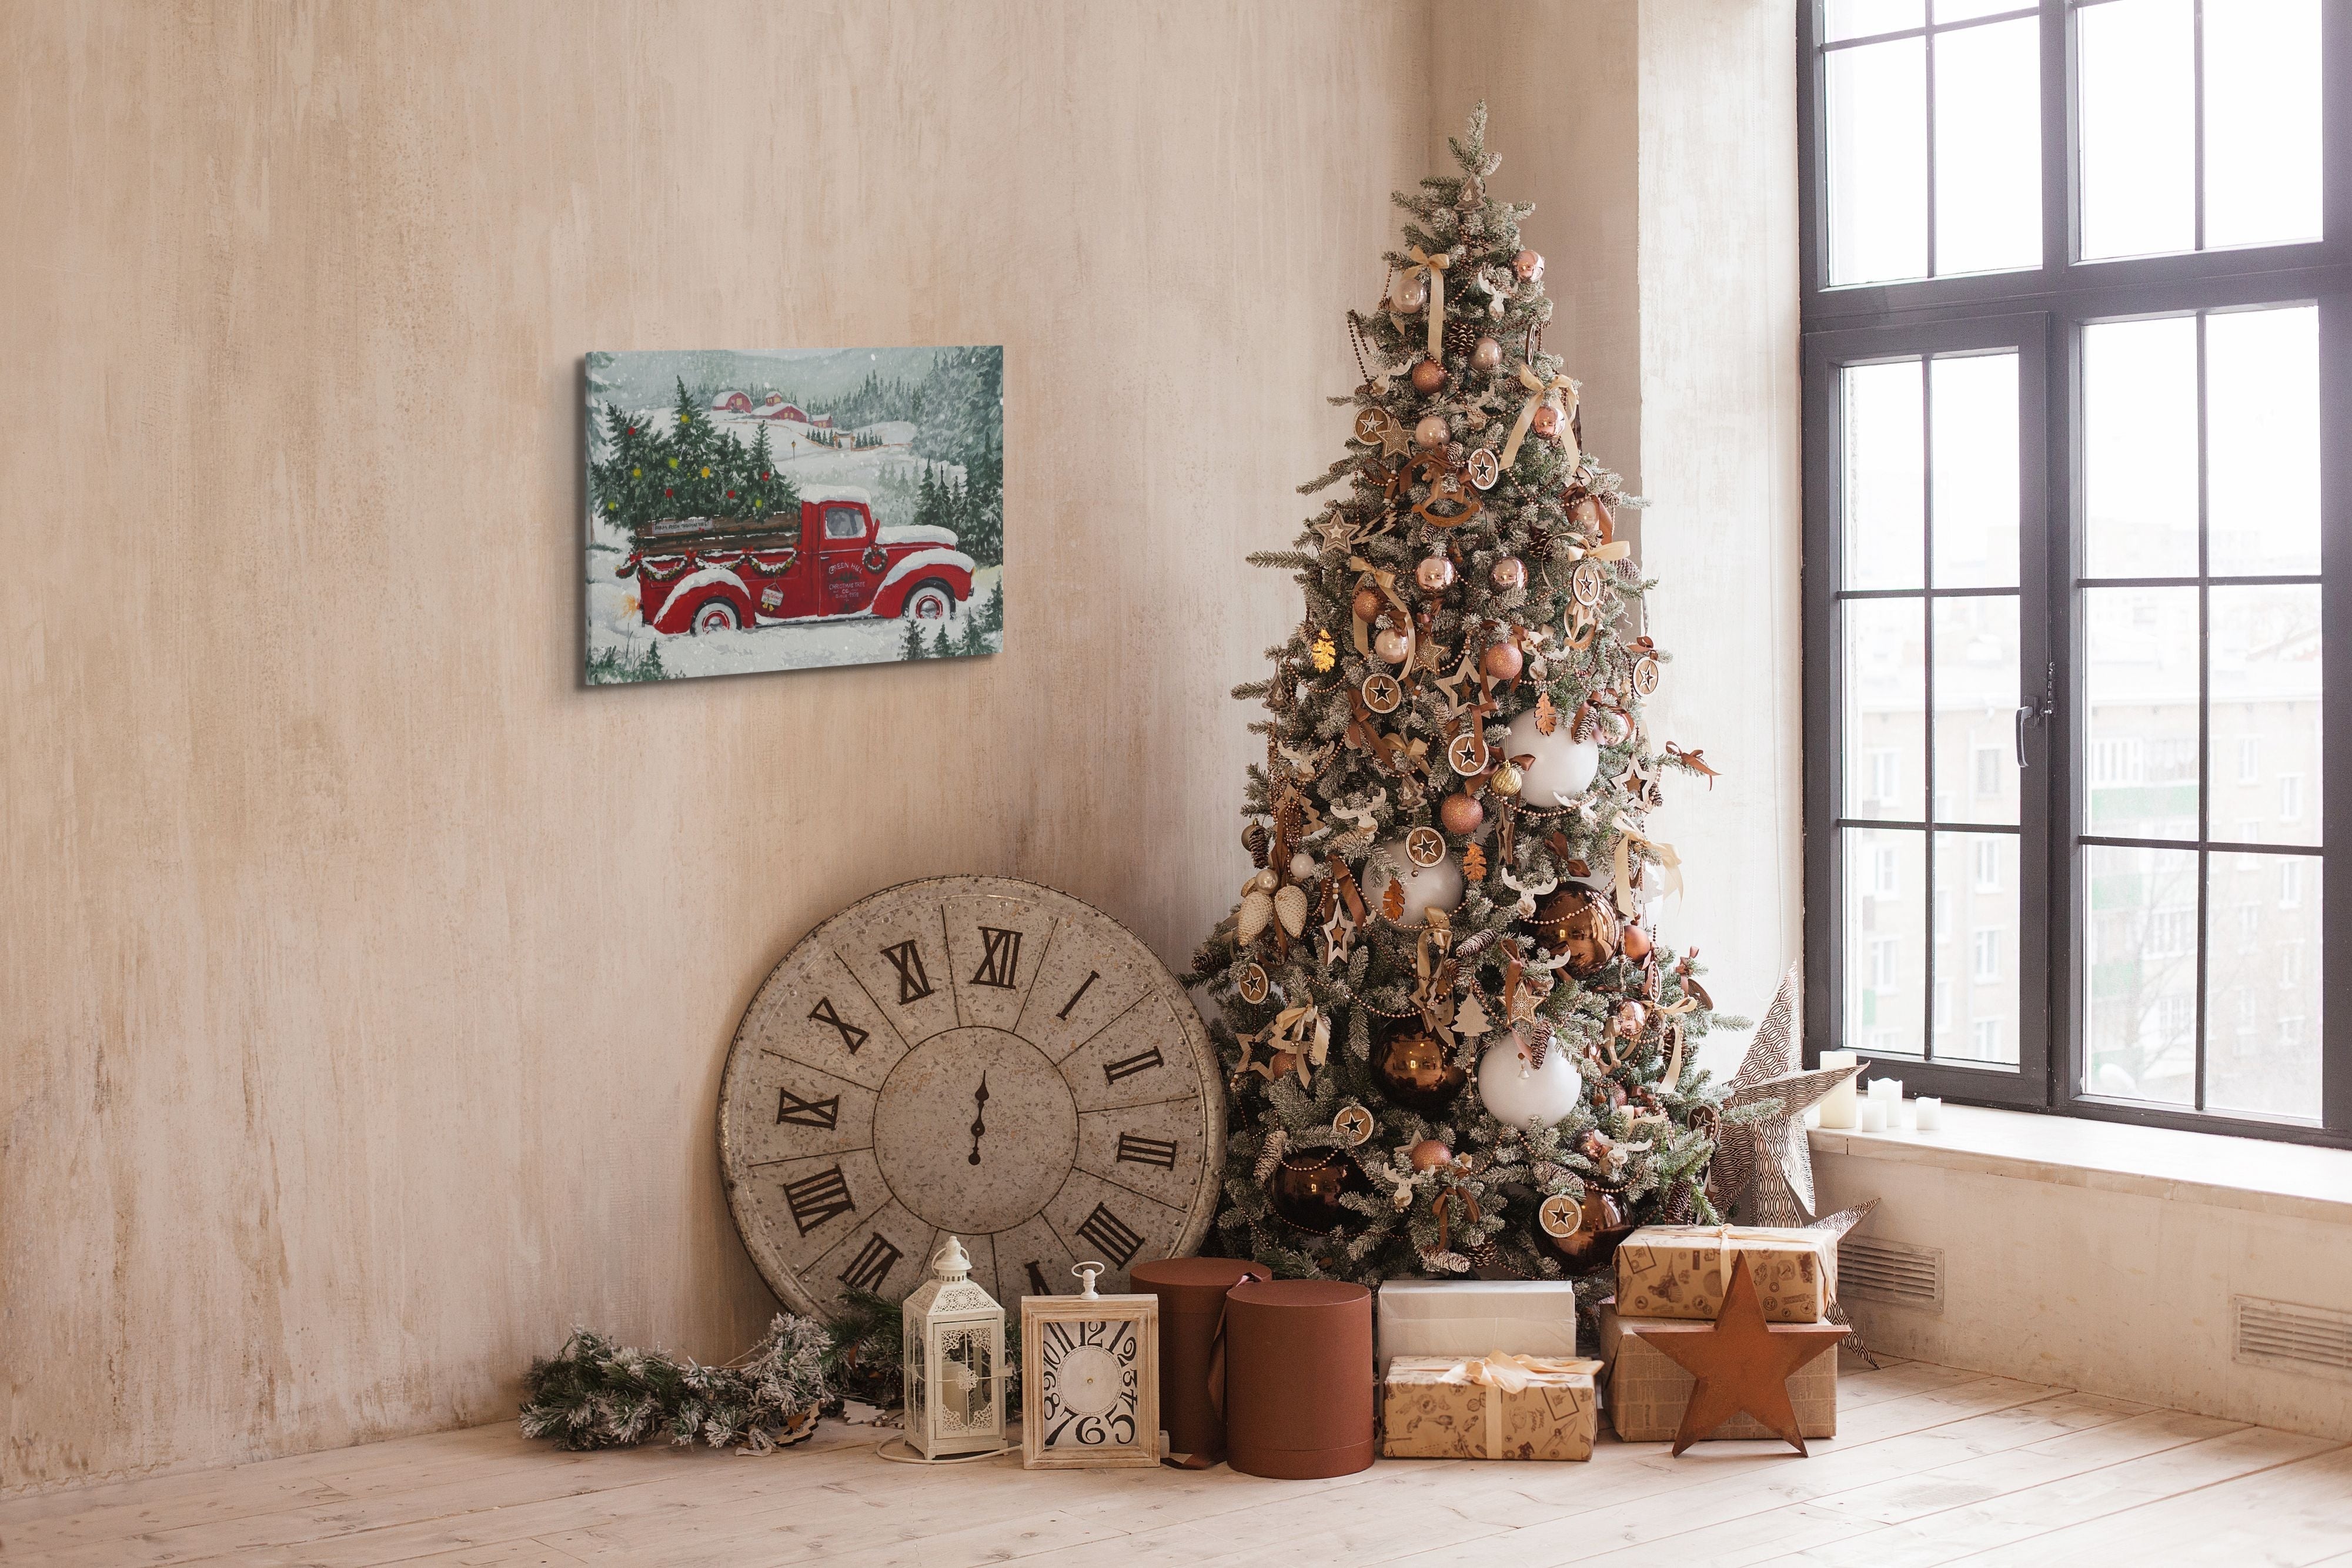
[1374,1279,1581,1368]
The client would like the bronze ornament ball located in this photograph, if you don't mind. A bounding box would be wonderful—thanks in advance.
[1513,248,1546,283]
[1389,272,1428,313]
[1614,999,1648,1038]
[1268,1149,1364,1232]
[1408,1138,1454,1172]
[1481,641,1524,682]
[1528,885,1621,977]
[1415,413,1450,448]
[1621,922,1653,960]
[1439,791,1485,836]
[1531,403,1561,439]
[1369,1026,1469,1118]
[1490,555,1527,591]
[1410,357,1448,394]
[1415,556,1456,593]
[1534,1186,1626,1273]
[1471,336,1503,373]
[1351,586,1386,622]
[1374,627,1412,664]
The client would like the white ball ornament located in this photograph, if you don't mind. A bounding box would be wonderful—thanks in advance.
[1477,1028,1585,1129]
[1369,834,1463,924]
[1499,710,1601,805]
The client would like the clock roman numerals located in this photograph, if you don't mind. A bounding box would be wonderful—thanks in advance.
[837,1234,902,1293]
[1027,1260,1053,1296]
[1101,1045,1162,1085]
[970,926,1023,989]
[807,996,868,1055]
[881,940,933,1004]
[1057,970,1100,1020]
[1074,1202,1144,1268]
[782,1165,856,1235]
[1114,1132,1178,1170]
[776,1087,840,1129]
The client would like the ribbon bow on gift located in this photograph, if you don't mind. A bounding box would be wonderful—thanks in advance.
[1500,363,1579,470]
[1610,810,1685,918]
[1404,245,1451,360]
[1435,1352,1606,1457]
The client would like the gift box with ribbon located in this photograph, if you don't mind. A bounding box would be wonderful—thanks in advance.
[1613,1224,1835,1324]
[1379,1352,1600,1461]
[1375,1279,1581,1368]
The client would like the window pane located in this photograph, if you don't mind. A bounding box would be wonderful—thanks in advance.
[1929,352,2019,589]
[1843,359,1925,590]
[1828,0,1924,41]
[2205,850,2323,1119]
[1828,38,1929,284]
[1846,599,1926,818]
[1935,596,2020,824]
[1932,19,2042,275]
[2083,317,2198,579]
[1935,0,2032,19]
[2207,307,2320,576]
[2084,586,2199,840]
[2079,0,2194,260]
[1845,826,1927,1057]
[2204,0,2323,250]
[2084,843,2200,1105]
[2210,585,2322,848]
[1935,830,2020,1064]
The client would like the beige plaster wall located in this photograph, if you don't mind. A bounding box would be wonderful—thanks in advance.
[0,0,1430,1489]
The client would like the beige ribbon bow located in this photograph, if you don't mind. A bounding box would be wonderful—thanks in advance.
[1436,1352,1605,1456]
[1563,539,1633,564]
[1405,245,1451,360]
[1499,362,1579,470]
[1609,810,1685,917]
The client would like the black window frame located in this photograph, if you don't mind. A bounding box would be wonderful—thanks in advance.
[1799,0,2352,1145]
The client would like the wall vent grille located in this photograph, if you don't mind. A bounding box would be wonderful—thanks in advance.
[1838,1236,1943,1312]
[2234,1296,2352,1380]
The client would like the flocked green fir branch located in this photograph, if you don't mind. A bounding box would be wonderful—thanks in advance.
[519,1314,831,1453]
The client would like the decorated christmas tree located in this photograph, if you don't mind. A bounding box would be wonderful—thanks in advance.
[1194,108,1734,1284]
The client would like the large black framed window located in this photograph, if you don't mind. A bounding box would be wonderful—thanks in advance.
[1799,0,2351,1144]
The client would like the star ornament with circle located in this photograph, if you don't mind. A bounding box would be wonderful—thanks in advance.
[1629,1252,1850,1456]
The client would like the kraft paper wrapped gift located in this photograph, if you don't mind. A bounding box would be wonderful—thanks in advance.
[1613,1225,1835,1324]
[1598,1304,1838,1442]
[1380,1354,1600,1461]
[1375,1279,1581,1368]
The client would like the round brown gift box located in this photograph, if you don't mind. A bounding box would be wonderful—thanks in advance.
[1221,1279,1375,1479]
[1130,1257,1263,1461]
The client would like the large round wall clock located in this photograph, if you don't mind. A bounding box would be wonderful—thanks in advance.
[719,875,1226,1316]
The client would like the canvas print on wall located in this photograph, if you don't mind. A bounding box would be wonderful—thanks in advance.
[584,347,1003,684]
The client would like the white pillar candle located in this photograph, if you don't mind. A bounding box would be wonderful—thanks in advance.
[1857,1098,1887,1133]
[1818,1051,1858,1129]
[1869,1076,1903,1105]
[1913,1096,1943,1131]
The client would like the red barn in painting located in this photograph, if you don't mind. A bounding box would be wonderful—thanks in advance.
[711,389,753,413]
[759,401,810,423]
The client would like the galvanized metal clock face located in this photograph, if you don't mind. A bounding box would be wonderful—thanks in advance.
[719,876,1225,1316]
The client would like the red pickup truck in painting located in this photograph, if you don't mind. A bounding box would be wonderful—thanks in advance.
[616,485,973,636]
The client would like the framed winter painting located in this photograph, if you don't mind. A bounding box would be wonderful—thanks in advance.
[583,347,1003,684]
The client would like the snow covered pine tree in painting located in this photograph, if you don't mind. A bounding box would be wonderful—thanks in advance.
[583,348,1004,683]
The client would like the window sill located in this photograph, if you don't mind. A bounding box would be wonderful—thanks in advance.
[1808,1102,2352,1225]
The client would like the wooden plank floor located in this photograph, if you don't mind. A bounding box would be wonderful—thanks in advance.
[5,1356,2349,1567]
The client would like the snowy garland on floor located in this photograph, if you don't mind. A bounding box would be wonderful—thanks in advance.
[519,1315,831,1453]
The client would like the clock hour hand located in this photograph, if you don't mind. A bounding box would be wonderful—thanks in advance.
[968,1073,990,1165]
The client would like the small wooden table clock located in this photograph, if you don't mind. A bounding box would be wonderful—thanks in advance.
[1021,1262,1160,1469]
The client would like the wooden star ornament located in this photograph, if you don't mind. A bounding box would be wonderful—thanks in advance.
[1629,1252,1851,1456]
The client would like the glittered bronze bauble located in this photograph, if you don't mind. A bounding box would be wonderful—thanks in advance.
[1369,1026,1469,1118]
[1351,586,1385,623]
[1489,760,1524,797]
[1269,1149,1364,1232]
[1621,922,1653,960]
[1439,791,1485,835]
[1408,1138,1454,1172]
[1531,403,1561,439]
[1410,357,1447,394]
[1534,1186,1626,1273]
[1415,555,1456,593]
[1415,414,1449,449]
[1527,885,1621,977]
[1490,555,1526,591]
[1471,336,1503,373]
[1374,627,1411,664]
[1482,642,1524,681]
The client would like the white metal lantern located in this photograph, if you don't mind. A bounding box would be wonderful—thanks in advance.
[901,1235,1008,1459]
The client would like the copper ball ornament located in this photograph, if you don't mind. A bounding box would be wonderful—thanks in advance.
[1369,1026,1469,1118]
[1481,642,1524,682]
[1351,586,1386,622]
[1439,791,1485,835]
[1410,357,1448,394]
[1374,627,1412,664]
[1408,1138,1454,1172]
[1621,923,1653,960]
[1471,336,1503,373]
[1490,555,1527,591]
[1613,999,1649,1038]
[1268,1149,1365,1232]
[1414,414,1450,449]
[1389,272,1428,313]
[1530,403,1561,439]
[1415,556,1456,594]
[1527,885,1622,976]
[1513,248,1546,283]
[1534,1186,1626,1273]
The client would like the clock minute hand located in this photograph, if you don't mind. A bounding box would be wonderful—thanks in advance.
[968,1074,990,1165]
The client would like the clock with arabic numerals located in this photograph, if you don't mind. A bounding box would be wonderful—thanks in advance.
[719,876,1225,1317]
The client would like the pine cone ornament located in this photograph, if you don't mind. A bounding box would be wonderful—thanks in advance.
[1444,319,1481,362]
[1243,820,1270,868]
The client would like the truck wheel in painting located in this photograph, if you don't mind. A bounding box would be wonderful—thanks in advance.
[902,580,956,622]
[691,597,741,634]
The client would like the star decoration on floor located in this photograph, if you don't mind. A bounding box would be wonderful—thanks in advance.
[1629,1252,1852,1456]
[1706,962,1862,1223]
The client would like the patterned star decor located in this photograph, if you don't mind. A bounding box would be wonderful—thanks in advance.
[1706,963,1861,1224]
[1629,1252,1852,1456]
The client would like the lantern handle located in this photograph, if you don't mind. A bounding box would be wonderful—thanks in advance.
[1071,1262,1105,1299]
